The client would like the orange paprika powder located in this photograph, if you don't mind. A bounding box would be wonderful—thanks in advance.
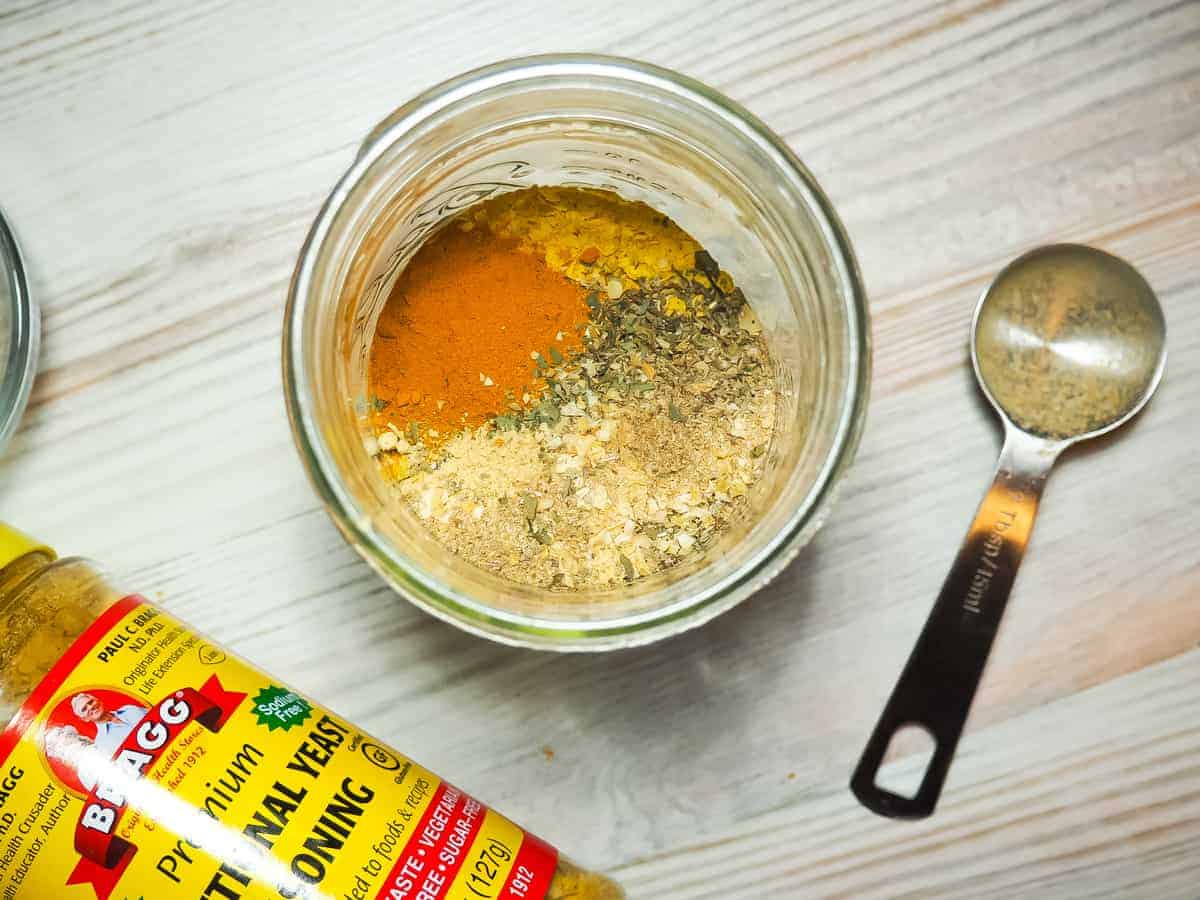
[369,224,590,443]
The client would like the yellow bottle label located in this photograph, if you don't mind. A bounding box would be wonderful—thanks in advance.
[0,597,558,900]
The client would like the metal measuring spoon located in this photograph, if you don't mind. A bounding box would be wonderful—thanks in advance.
[851,244,1167,819]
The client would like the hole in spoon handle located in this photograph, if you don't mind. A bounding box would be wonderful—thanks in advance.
[849,616,995,819]
[851,431,1056,819]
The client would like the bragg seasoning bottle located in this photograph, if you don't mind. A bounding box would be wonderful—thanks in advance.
[0,525,622,900]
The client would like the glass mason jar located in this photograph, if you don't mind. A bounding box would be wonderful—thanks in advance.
[284,55,870,650]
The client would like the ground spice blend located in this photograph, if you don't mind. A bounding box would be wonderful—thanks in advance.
[975,248,1163,439]
[369,227,590,449]
[0,524,623,900]
[369,187,777,589]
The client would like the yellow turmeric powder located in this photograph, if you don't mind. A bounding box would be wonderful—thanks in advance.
[464,187,702,290]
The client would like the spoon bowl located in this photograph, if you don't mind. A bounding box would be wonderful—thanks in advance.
[972,244,1166,444]
[852,244,1166,819]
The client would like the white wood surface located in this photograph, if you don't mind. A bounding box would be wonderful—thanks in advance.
[2,1,1199,897]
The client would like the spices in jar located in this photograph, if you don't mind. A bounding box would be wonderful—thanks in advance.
[369,226,591,447]
[368,187,777,590]
[0,523,623,900]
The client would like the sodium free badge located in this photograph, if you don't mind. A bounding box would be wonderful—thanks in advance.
[252,685,313,731]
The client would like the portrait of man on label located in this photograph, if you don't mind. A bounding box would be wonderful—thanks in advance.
[41,689,150,794]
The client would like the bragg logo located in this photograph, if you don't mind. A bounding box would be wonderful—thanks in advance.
[37,676,246,900]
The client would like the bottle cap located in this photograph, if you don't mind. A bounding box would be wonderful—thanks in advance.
[0,523,54,571]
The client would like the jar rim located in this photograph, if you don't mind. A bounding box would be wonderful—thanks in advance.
[284,54,871,650]
[0,208,38,458]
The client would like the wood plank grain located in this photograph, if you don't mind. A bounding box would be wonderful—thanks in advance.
[0,0,1197,893]
[614,648,1200,898]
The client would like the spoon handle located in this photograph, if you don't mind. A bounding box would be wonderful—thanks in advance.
[851,428,1059,819]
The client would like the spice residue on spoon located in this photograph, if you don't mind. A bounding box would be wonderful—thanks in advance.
[368,187,777,589]
[975,247,1164,439]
